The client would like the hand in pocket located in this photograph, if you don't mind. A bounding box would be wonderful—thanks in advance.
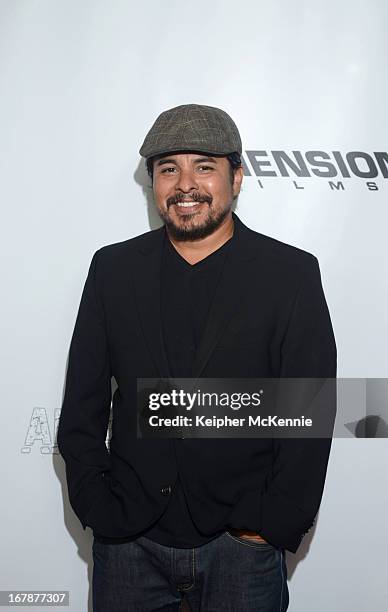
[229,528,268,543]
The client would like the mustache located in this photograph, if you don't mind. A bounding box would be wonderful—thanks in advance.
[166,192,213,207]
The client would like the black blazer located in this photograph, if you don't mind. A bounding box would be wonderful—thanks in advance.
[57,211,337,553]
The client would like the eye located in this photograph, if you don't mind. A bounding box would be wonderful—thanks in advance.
[160,167,176,173]
[198,165,214,171]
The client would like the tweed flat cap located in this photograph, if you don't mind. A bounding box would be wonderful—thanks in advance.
[139,103,242,159]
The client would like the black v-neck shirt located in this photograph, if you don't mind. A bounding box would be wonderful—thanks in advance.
[161,229,233,377]
[142,227,233,547]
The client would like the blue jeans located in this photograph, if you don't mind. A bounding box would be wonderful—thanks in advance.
[92,531,289,611]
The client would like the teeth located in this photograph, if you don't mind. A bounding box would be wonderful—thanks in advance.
[176,202,201,207]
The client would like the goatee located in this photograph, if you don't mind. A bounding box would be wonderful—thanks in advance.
[158,202,233,241]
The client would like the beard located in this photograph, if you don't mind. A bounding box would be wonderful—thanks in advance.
[157,192,233,241]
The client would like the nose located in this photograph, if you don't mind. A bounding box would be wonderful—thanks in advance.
[174,167,199,193]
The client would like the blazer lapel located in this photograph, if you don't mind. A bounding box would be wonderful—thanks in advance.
[132,225,172,378]
[190,212,258,379]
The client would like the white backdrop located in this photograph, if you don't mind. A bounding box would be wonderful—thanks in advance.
[1,1,387,610]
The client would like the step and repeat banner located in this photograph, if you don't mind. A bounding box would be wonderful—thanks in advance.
[1,1,387,611]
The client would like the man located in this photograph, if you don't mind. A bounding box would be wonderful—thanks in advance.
[57,104,337,611]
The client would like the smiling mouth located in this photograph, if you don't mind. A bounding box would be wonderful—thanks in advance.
[175,201,205,208]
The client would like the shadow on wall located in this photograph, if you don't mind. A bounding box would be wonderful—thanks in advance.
[354,415,388,438]
[55,159,388,609]
[133,155,162,230]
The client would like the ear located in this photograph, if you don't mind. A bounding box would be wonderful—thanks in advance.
[232,166,244,197]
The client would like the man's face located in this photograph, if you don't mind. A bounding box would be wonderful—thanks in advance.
[152,152,243,241]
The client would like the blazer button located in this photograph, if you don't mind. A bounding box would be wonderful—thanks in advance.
[161,485,172,495]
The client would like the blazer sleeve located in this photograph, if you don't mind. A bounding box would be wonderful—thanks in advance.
[259,254,337,552]
[57,248,112,530]
[226,254,337,553]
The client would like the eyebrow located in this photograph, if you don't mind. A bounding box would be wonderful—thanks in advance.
[156,156,218,167]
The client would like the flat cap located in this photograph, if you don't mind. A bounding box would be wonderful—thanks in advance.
[139,103,242,159]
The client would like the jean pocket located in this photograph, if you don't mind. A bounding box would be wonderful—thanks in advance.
[225,530,276,550]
